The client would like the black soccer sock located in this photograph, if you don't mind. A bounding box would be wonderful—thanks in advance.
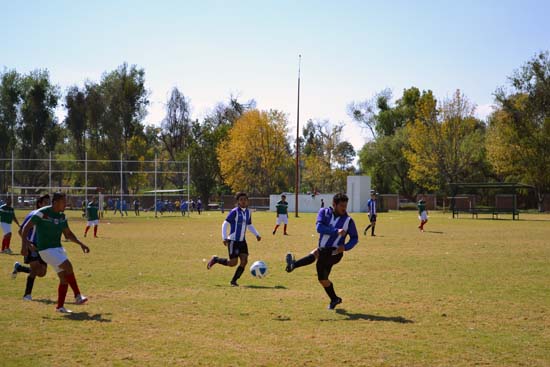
[364,224,371,232]
[231,266,245,282]
[323,283,338,300]
[17,264,30,273]
[24,276,35,296]
[294,254,316,269]
[371,226,375,235]
[217,258,229,266]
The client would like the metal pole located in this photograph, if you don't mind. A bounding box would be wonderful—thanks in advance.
[85,151,88,207]
[187,154,190,214]
[295,54,301,218]
[11,150,14,205]
[154,154,158,218]
[120,153,123,216]
[49,151,52,193]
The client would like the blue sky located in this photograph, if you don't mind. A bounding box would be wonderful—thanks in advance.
[2,0,549,152]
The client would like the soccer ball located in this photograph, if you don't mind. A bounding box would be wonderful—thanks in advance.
[250,260,268,278]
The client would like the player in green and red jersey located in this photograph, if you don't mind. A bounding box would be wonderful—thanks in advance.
[1,197,20,254]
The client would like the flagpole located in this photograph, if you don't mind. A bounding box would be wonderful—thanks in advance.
[295,54,301,218]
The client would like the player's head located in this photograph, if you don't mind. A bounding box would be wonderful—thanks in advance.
[281,194,286,200]
[36,194,50,209]
[332,193,349,216]
[371,190,377,198]
[52,192,67,211]
[235,192,248,208]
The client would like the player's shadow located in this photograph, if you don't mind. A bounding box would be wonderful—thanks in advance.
[423,230,444,234]
[242,285,288,290]
[62,312,112,322]
[33,298,57,305]
[328,309,414,323]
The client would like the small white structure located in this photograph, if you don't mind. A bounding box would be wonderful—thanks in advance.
[269,176,371,213]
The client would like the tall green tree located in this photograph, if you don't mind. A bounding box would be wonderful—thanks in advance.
[487,51,550,210]
[0,69,22,192]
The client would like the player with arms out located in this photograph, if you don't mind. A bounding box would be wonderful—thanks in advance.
[285,193,359,310]
[20,192,90,313]
[207,192,261,287]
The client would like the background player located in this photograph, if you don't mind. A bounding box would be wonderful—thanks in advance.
[272,194,289,235]
[207,192,261,286]
[1,197,20,254]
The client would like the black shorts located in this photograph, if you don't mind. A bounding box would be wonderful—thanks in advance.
[227,240,249,259]
[316,247,343,281]
[369,214,377,223]
[24,250,47,266]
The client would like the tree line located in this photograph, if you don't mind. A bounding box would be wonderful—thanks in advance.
[1,52,549,209]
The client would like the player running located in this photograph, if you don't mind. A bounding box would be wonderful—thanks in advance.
[285,193,359,310]
[20,192,90,313]
[1,197,20,254]
[206,192,261,286]
[12,194,50,300]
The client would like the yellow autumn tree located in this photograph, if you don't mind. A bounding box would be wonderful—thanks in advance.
[404,90,487,192]
[217,109,292,195]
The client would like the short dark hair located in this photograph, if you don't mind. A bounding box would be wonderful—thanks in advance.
[333,192,349,205]
[52,192,66,203]
[281,194,286,198]
[235,192,248,201]
[36,194,50,208]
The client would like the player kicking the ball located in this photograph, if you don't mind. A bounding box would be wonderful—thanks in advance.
[285,193,359,310]
[20,192,90,313]
[207,192,261,287]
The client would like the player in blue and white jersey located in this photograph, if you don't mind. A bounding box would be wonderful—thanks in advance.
[363,191,377,236]
[207,192,261,286]
[12,194,50,300]
[285,193,359,309]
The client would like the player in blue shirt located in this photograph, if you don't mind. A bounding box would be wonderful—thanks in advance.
[285,193,359,309]
[363,191,377,236]
[12,194,50,300]
[207,192,261,286]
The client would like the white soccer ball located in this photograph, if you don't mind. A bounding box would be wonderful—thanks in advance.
[250,260,268,278]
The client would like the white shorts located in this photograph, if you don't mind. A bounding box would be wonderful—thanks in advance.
[1,222,11,235]
[39,247,69,273]
[87,220,99,226]
[418,211,428,221]
[276,214,288,225]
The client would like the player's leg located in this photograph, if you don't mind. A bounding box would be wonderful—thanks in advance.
[283,215,288,235]
[207,241,238,269]
[84,225,90,237]
[58,259,87,304]
[12,261,30,279]
[93,221,98,237]
[317,250,343,309]
[23,259,47,300]
[286,248,319,272]
[370,215,377,236]
[231,250,248,286]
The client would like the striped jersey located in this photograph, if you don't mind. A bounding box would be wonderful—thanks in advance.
[224,207,253,241]
[367,199,377,216]
[21,210,38,243]
[316,207,359,251]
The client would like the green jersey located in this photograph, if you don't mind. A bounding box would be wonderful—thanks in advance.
[87,203,99,221]
[0,204,15,224]
[276,200,288,215]
[417,201,426,214]
[30,206,68,251]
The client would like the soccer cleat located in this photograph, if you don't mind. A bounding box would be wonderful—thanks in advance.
[285,252,295,273]
[75,294,88,305]
[206,256,218,270]
[272,230,276,235]
[328,297,343,310]
[363,229,367,236]
[23,294,32,301]
[56,307,73,313]
[284,232,288,235]
[230,280,239,287]
[4,248,13,254]
[11,262,20,279]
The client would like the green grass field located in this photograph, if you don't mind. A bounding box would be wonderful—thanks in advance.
[1,209,549,366]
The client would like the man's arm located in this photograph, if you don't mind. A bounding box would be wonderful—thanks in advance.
[62,227,90,253]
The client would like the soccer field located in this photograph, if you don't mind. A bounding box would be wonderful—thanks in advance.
[1,209,549,366]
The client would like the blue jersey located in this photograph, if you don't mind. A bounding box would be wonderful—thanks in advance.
[316,207,359,251]
[224,207,253,241]
[367,199,377,216]
[21,210,38,243]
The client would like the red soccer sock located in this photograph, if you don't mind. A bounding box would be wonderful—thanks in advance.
[420,220,426,230]
[1,237,7,251]
[57,283,69,309]
[84,226,90,235]
[5,235,11,249]
[284,224,287,234]
[94,226,98,237]
[65,273,81,297]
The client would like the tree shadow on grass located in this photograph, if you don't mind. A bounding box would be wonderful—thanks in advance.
[321,309,413,323]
